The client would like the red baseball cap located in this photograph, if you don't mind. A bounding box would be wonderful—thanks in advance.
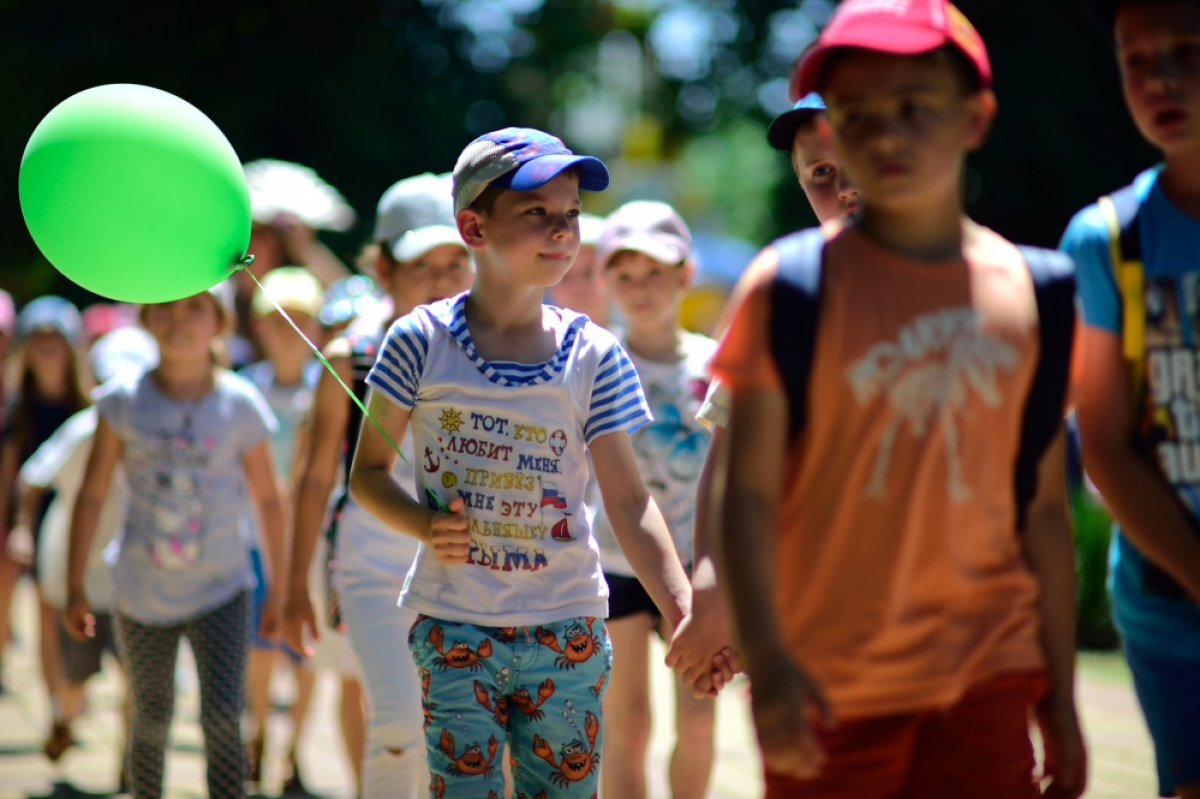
[790,0,992,99]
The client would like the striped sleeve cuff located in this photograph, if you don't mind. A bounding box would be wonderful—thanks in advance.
[585,345,652,443]
[365,314,430,409]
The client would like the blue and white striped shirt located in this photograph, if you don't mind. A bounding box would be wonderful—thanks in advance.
[364,292,652,625]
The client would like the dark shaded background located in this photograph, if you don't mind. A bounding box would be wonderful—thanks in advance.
[0,0,1159,306]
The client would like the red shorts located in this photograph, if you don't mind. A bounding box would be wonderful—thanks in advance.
[765,671,1049,799]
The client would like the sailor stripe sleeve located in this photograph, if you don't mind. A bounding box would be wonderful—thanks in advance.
[585,342,652,444]
[366,314,429,409]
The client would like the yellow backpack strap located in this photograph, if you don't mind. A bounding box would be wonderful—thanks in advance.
[1098,194,1146,393]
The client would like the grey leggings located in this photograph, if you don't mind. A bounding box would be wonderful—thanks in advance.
[116,591,250,799]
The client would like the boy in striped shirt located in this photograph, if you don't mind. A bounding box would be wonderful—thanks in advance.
[349,128,709,798]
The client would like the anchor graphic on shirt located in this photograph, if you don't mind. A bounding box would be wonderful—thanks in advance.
[424,447,440,473]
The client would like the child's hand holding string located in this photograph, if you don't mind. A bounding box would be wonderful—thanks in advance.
[427,496,471,564]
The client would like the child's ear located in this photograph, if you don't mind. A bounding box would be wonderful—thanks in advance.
[457,209,488,251]
[374,248,396,285]
[964,89,997,152]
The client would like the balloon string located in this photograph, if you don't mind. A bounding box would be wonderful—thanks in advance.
[235,263,447,513]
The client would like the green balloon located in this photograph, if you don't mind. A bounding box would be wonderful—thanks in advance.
[19,84,251,303]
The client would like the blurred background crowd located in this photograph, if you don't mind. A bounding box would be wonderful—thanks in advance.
[0,0,1158,795]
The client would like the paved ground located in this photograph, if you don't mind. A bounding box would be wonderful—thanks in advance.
[0,581,1158,798]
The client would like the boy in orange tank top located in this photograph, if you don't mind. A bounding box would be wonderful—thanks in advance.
[710,2,1086,797]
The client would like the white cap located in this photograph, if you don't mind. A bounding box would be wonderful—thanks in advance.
[251,266,324,317]
[579,212,606,247]
[373,173,465,262]
[597,200,692,269]
[244,159,356,232]
[90,326,158,385]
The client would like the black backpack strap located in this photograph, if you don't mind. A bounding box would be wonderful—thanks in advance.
[1013,245,1077,531]
[768,228,827,442]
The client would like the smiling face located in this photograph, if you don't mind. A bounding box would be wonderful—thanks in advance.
[460,171,583,288]
[603,250,692,331]
[790,114,861,223]
[1116,1,1200,156]
[822,49,995,216]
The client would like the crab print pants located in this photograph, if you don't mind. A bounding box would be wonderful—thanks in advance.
[410,615,612,798]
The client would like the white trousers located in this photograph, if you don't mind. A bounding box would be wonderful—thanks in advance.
[338,565,426,799]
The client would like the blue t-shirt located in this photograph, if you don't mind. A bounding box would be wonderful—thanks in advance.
[1063,165,1200,650]
[97,369,276,624]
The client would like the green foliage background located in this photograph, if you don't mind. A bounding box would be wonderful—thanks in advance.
[0,0,1148,650]
[0,0,1157,305]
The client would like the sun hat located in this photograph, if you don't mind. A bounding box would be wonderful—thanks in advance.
[89,326,159,385]
[16,296,83,345]
[767,93,829,152]
[791,0,992,98]
[452,128,610,215]
[579,213,607,248]
[373,173,466,262]
[244,159,356,232]
[251,266,324,317]
[596,201,693,270]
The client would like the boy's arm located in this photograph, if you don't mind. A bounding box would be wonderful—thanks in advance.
[719,385,831,779]
[667,422,740,695]
[348,389,469,561]
[244,439,287,641]
[1075,327,1200,600]
[1022,426,1087,799]
[65,416,122,641]
[589,430,691,631]
[285,349,352,653]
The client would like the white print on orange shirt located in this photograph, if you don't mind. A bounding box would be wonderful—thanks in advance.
[845,307,1018,502]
